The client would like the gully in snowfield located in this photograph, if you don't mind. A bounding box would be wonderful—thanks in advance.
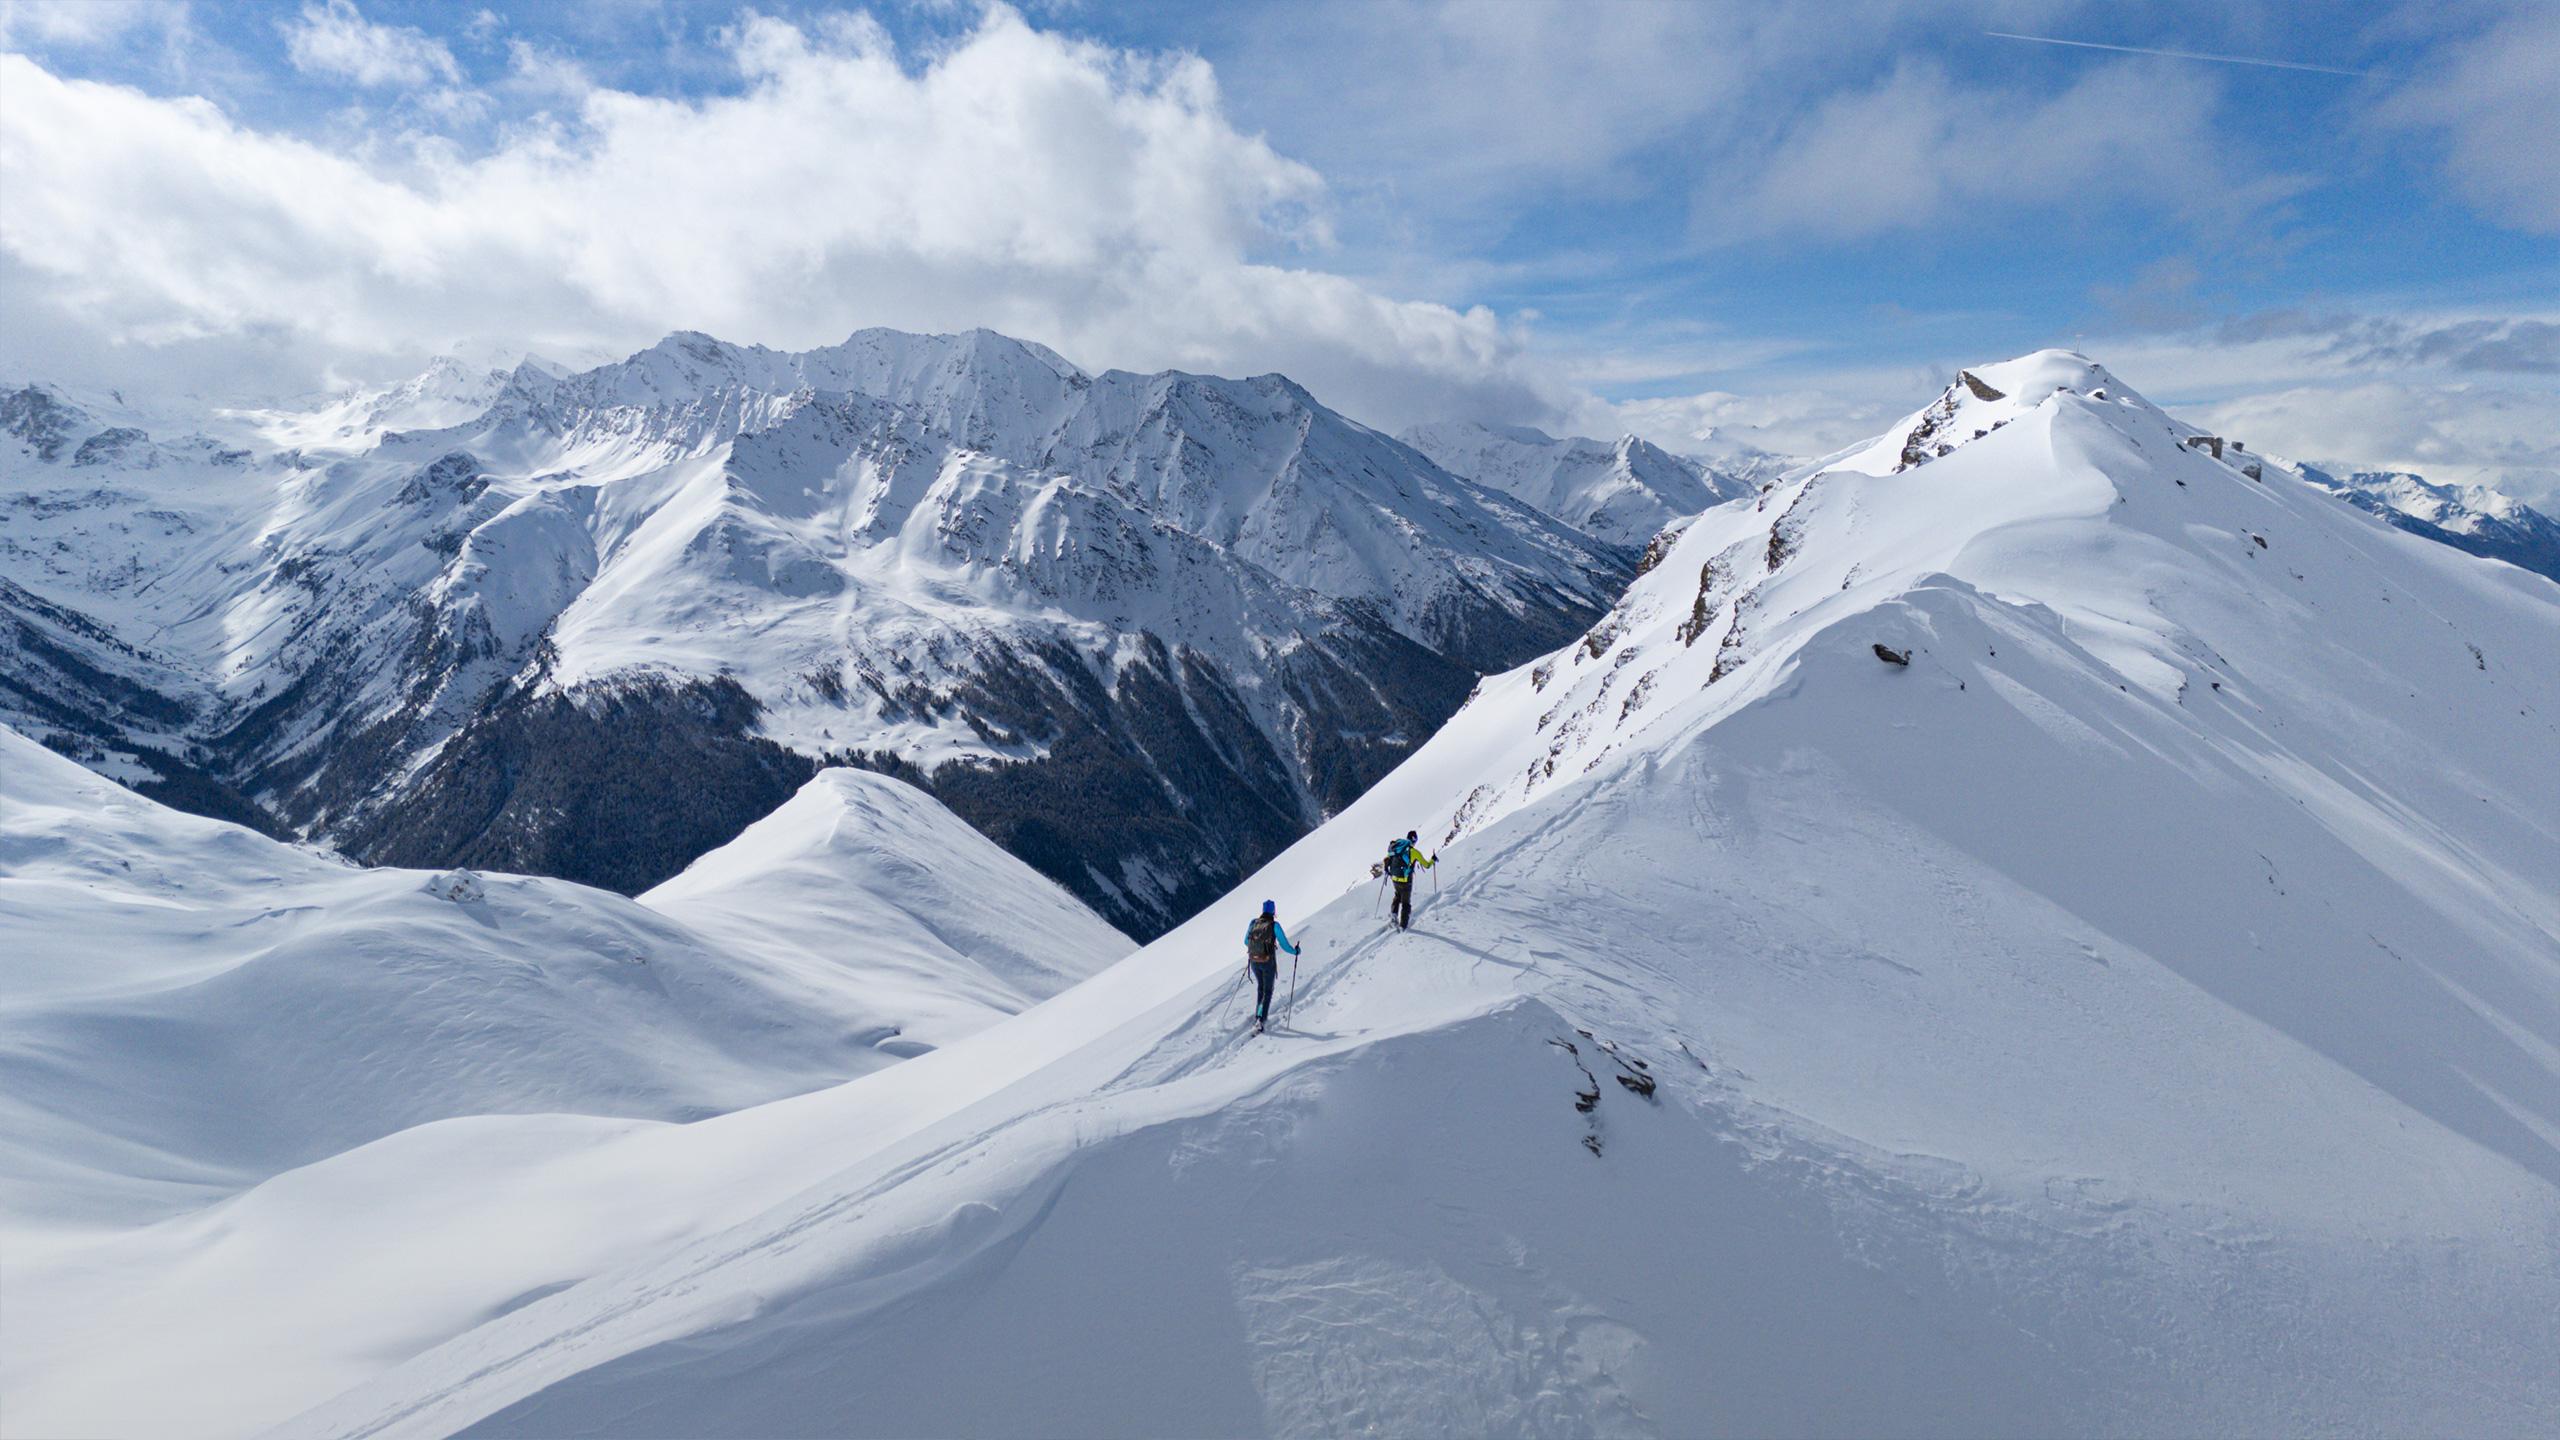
[1245,900,1301,1034]
[1383,831,1435,931]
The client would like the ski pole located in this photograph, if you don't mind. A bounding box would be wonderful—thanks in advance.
[1221,962,1248,1023]
[1286,947,1300,1023]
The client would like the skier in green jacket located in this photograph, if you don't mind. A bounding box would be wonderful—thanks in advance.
[1383,831,1435,931]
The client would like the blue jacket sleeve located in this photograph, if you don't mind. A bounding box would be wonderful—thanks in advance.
[1274,922,1300,955]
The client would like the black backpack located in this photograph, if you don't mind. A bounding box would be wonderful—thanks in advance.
[1383,838,1413,880]
[1247,914,1278,962]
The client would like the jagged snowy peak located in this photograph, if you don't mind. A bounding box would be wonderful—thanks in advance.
[2295,461,2560,585]
[563,327,1084,421]
[464,331,1618,654]
[1,382,89,462]
[1037,371,1621,654]
[420,328,1089,471]
[246,357,527,456]
[1830,349,2125,474]
[251,381,1534,934]
[2,378,257,473]
[1401,418,1760,546]
[265,351,2560,1438]
[806,326,1092,449]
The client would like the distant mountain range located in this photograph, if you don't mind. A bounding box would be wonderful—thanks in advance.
[1,331,1626,938]
[1398,419,1784,547]
[2294,461,2560,585]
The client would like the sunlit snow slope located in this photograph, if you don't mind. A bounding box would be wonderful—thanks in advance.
[0,736,1126,1435]
[28,352,2560,1438]
[640,768,1133,1058]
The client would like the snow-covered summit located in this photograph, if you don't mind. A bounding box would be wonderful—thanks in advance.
[246,357,523,455]
[1830,348,2146,475]
[642,768,1132,1056]
[442,327,1092,463]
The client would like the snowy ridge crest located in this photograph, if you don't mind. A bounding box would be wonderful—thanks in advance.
[1431,348,2557,850]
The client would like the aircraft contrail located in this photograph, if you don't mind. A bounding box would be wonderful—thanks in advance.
[1984,31,2371,77]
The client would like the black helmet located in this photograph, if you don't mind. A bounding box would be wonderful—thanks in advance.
[1406,830,1418,841]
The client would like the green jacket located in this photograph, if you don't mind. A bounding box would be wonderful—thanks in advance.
[1387,839,1434,881]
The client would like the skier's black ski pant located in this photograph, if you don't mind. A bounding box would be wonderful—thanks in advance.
[1250,959,1278,1019]
[1391,879,1414,929]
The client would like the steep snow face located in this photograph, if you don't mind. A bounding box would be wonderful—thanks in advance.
[0,727,1127,1435]
[0,381,290,809]
[1402,419,1761,546]
[198,353,2560,1438]
[2295,462,2560,585]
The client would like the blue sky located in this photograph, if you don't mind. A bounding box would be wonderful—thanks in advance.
[1,0,2553,497]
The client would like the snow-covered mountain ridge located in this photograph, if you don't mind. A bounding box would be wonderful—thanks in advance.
[2293,460,2560,585]
[1400,417,1776,547]
[74,348,2551,1438]
[0,329,1627,937]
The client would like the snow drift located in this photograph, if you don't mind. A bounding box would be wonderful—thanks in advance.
[640,768,1133,1058]
[0,735,1126,1434]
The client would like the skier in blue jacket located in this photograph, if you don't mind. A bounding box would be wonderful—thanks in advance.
[1244,899,1300,1033]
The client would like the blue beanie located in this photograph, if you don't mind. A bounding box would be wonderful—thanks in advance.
[1261,899,1276,915]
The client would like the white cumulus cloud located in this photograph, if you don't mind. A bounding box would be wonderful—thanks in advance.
[0,6,1560,430]
[281,0,461,89]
